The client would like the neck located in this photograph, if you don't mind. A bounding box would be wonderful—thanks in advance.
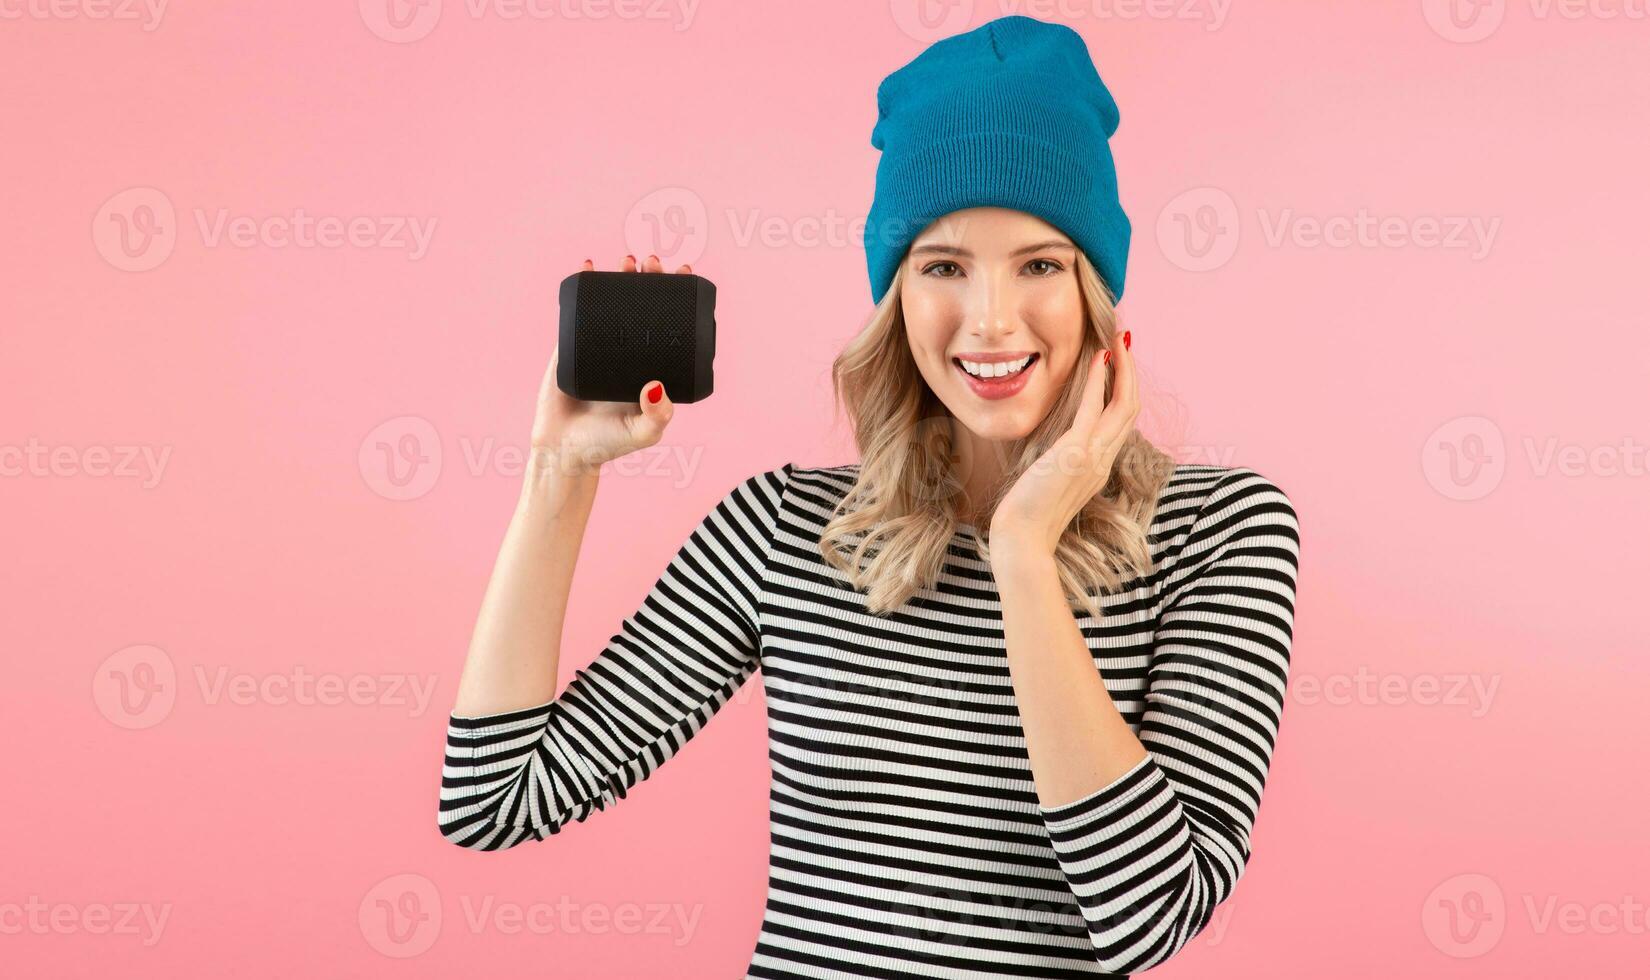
[949,416,1008,527]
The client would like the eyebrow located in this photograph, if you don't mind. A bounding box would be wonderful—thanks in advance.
[908,239,1076,259]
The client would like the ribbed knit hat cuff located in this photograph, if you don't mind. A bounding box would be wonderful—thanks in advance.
[865,131,1107,305]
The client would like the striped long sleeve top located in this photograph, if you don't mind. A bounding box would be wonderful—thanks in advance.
[439,461,1300,979]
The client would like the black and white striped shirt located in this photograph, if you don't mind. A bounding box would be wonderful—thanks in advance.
[440,461,1300,978]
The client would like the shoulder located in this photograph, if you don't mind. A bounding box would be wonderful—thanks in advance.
[720,461,860,523]
[781,461,860,482]
[1160,463,1297,522]
[759,461,858,503]
[727,462,860,536]
[727,461,847,494]
[1154,462,1300,574]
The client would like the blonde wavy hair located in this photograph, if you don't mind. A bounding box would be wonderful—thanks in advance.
[821,248,1179,620]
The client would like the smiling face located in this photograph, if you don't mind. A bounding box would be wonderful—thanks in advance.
[900,207,1091,445]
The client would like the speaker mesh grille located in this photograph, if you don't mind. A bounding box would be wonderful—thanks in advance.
[574,273,699,401]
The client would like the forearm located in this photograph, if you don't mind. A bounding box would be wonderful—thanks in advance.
[451,455,601,717]
[993,548,1148,808]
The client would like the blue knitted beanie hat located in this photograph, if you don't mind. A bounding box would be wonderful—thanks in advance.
[864,15,1130,306]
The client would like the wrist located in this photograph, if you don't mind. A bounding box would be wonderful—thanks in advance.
[526,444,601,479]
[988,535,1058,578]
[521,449,600,505]
[988,522,1057,565]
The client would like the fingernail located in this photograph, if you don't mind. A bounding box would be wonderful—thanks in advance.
[1123,330,1131,350]
[1103,350,1112,366]
[647,383,662,404]
[626,254,636,264]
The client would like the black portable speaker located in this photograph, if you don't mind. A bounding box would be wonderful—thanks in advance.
[555,269,717,403]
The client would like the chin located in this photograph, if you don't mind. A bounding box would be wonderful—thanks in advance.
[950,406,1040,444]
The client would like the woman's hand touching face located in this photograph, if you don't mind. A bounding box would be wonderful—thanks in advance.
[989,328,1136,561]
[529,253,693,477]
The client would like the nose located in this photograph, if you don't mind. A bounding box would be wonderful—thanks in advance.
[965,269,1017,340]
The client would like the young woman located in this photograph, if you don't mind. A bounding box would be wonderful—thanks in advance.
[439,15,1299,980]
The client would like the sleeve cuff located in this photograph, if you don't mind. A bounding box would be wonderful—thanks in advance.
[1037,754,1167,834]
[447,697,557,736]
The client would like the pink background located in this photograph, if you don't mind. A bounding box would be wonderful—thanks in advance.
[3,1,1647,976]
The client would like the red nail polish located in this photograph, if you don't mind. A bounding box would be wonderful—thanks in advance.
[647,383,662,404]
[1103,350,1112,366]
[626,254,636,264]
[1123,330,1131,350]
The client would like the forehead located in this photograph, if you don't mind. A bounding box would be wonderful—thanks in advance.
[911,207,1072,251]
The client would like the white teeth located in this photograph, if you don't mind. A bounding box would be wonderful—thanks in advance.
[958,356,1031,379]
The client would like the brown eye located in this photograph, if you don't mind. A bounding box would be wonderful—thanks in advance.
[1025,258,1062,276]
[922,261,962,278]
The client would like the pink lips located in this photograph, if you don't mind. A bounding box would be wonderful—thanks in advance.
[953,354,1038,401]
